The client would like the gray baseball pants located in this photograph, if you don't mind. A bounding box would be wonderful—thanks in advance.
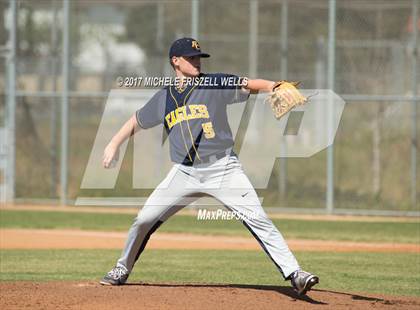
[116,153,300,279]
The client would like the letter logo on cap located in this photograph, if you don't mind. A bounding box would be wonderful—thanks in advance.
[192,40,200,50]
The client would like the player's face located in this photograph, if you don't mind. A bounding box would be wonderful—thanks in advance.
[174,55,201,77]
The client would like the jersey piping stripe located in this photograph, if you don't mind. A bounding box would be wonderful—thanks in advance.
[182,84,201,161]
[169,86,193,162]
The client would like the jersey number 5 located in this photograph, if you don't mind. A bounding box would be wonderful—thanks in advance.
[202,122,215,139]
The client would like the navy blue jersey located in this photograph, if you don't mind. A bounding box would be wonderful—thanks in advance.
[136,73,249,164]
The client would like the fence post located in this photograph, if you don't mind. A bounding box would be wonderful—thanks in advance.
[191,0,199,39]
[60,0,70,206]
[5,0,17,204]
[411,0,418,208]
[326,0,336,214]
[279,0,288,200]
[249,0,258,78]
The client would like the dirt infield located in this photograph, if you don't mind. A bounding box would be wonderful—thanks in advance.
[1,281,420,310]
[1,228,419,252]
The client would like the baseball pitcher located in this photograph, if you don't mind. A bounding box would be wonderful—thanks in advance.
[100,38,318,296]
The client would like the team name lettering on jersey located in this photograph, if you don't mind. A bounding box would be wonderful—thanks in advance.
[165,104,210,129]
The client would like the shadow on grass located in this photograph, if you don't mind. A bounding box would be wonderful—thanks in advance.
[124,282,327,305]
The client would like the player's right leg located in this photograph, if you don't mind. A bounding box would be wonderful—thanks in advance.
[100,164,199,285]
[202,155,319,295]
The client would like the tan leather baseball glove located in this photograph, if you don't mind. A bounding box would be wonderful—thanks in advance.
[265,81,307,120]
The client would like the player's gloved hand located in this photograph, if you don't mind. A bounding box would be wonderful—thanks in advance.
[103,143,119,168]
[265,80,307,120]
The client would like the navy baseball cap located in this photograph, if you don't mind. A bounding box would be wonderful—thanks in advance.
[169,37,210,58]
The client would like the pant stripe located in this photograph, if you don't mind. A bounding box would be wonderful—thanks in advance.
[133,220,164,265]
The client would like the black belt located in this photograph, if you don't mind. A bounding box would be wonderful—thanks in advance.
[181,150,236,166]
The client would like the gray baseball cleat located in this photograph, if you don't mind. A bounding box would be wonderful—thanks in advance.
[100,266,129,286]
[290,270,319,295]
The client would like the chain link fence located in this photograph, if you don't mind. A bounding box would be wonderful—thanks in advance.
[1,0,419,214]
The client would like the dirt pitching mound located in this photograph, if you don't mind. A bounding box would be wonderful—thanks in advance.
[1,281,419,310]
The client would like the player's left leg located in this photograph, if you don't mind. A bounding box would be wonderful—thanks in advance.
[202,155,318,294]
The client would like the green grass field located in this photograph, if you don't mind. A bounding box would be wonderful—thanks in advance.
[1,208,419,297]
[1,209,419,243]
[1,249,419,297]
